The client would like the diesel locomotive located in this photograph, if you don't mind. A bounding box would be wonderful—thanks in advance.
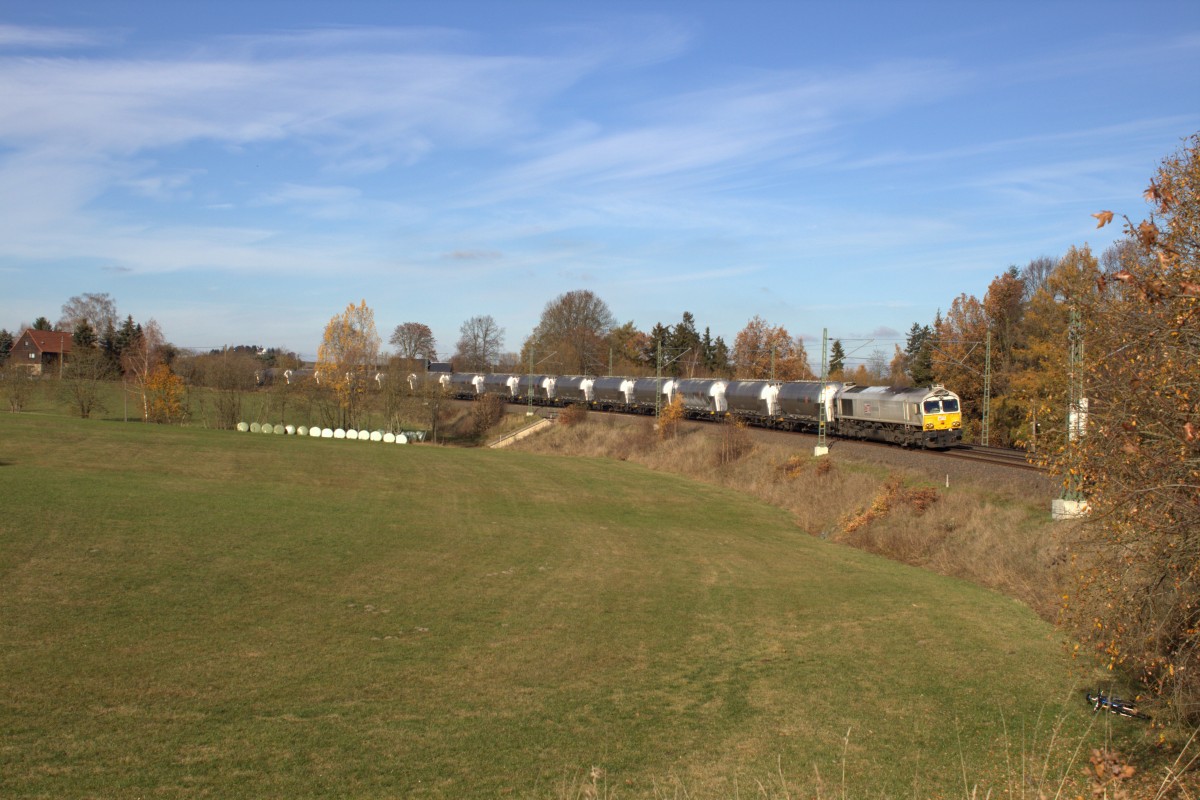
[428,372,963,449]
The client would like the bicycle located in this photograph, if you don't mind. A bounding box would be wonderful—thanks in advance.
[1086,691,1151,720]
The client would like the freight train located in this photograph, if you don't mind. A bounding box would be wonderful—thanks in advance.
[422,372,963,449]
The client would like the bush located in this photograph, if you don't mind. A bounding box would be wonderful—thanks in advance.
[2,362,35,413]
[471,393,506,438]
[713,417,752,466]
[657,395,684,440]
[557,403,589,427]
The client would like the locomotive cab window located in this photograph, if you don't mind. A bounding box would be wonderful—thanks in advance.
[942,398,959,413]
[923,400,941,414]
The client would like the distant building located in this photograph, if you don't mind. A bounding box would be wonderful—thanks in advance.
[10,329,73,375]
[426,360,453,373]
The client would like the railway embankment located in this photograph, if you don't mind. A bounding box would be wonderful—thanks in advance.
[511,409,1075,621]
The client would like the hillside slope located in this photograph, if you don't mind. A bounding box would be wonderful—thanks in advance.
[1,413,1112,798]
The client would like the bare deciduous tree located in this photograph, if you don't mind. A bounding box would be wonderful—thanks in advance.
[2,361,34,412]
[59,293,118,338]
[60,347,114,418]
[526,290,615,375]
[455,315,504,372]
[389,322,437,362]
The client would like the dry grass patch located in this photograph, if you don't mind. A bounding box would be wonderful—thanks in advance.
[841,477,939,533]
[556,403,589,427]
[514,414,1072,620]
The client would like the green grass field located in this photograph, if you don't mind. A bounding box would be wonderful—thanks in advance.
[0,412,1122,797]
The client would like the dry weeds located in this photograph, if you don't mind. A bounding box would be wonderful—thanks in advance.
[514,414,1072,620]
[557,403,589,427]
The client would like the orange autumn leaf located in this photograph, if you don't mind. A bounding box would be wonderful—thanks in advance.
[1137,220,1158,246]
[1092,210,1115,228]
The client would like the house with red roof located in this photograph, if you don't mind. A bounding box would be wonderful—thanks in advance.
[10,329,73,375]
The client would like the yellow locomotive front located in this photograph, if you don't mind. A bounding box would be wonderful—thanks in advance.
[918,386,962,448]
[833,383,964,448]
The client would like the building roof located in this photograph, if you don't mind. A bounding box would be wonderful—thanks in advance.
[20,329,73,355]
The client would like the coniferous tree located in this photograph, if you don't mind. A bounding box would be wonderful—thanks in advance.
[904,323,934,385]
[708,336,730,375]
[114,315,139,360]
[99,321,120,370]
[667,311,702,377]
[645,322,671,368]
[828,339,846,377]
[73,319,97,349]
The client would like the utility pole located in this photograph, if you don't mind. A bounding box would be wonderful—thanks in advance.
[527,350,557,417]
[654,339,672,419]
[527,348,534,417]
[815,328,830,457]
[654,340,691,421]
[1052,306,1088,519]
[981,330,991,446]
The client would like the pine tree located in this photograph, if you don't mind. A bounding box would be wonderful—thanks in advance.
[114,315,139,358]
[904,323,934,385]
[667,312,702,377]
[73,319,97,349]
[828,339,846,377]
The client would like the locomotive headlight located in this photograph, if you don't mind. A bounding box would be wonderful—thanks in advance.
[952,420,961,429]
[924,422,934,430]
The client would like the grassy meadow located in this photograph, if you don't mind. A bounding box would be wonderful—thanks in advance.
[0,410,1139,797]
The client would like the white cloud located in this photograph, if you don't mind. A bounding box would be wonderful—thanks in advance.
[0,23,110,50]
[473,60,965,207]
[0,29,591,162]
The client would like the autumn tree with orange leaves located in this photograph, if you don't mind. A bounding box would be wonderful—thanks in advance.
[145,363,187,424]
[731,316,813,380]
[1064,133,1200,721]
[316,300,381,430]
[1009,246,1101,453]
[121,319,169,422]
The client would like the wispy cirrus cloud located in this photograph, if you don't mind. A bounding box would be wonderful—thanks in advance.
[482,60,966,198]
[444,250,502,261]
[0,23,111,50]
[0,49,574,160]
[0,24,602,274]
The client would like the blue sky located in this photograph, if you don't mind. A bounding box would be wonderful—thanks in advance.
[1,1,1197,364]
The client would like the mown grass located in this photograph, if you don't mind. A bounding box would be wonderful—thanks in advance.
[0,411,1136,797]
[516,412,1075,621]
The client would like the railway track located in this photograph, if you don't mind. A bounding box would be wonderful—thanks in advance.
[455,397,1045,473]
[944,443,1041,471]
